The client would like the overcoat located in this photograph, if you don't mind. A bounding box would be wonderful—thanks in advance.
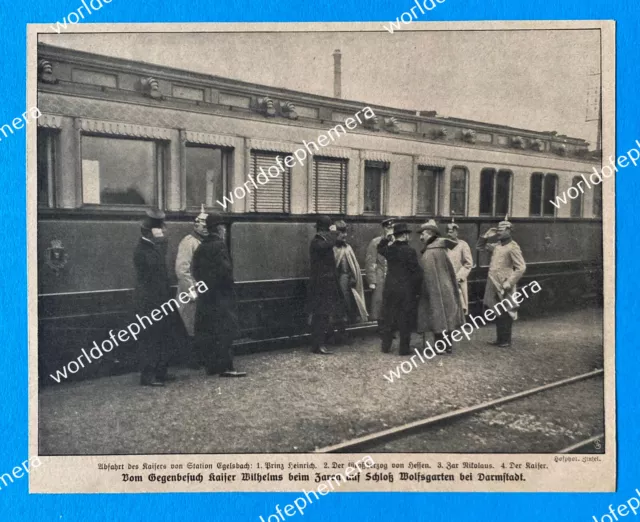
[476,236,526,313]
[416,238,465,334]
[308,231,343,317]
[377,238,423,329]
[446,239,474,314]
[334,243,369,323]
[133,236,172,312]
[192,234,239,340]
[175,232,203,336]
[365,236,388,320]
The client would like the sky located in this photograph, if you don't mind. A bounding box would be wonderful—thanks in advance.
[39,29,601,146]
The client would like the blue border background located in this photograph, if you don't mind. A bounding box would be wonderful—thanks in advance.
[2,0,633,520]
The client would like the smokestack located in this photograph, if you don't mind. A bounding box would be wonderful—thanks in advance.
[333,49,342,99]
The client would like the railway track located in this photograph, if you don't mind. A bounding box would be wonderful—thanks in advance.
[315,369,604,453]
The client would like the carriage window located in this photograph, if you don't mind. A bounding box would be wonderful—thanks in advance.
[593,183,602,217]
[364,161,387,214]
[37,128,57,208]
[542,174,558,217]
[570,176,583,217]
[186,145,232,209]
[81,136,161,206]
[312,157,348,214]
[529,172,558,217]
[480,168,512,216]
[529,173,544,216]
[449,166,467,216]
[248,150,291,213]
[416,166,441,215]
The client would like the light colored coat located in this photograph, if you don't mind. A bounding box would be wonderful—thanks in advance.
[334,244,369,323]
[477,237,526,315]
[416,238,465,334]
[365,236,388,320]
[175,233,203,336]
[447,239,474,314]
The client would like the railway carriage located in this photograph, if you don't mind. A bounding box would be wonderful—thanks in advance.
[35,44,603,380]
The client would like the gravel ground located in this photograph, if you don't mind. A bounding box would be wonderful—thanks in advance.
[39,306,604,455]
[363,375,604,453]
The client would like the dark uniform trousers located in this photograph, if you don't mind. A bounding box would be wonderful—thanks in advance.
[197,331,234,375]
[381,316,413,355]
[495,313,514,344]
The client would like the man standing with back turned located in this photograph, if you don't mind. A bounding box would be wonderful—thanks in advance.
[192,213,246,377]
[377,222,423,355]
[476,217,527,347]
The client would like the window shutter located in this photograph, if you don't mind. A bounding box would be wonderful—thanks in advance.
[312,157,347,213]
[248,151,291,213]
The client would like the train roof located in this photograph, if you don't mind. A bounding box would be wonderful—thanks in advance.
[37,43,597,161]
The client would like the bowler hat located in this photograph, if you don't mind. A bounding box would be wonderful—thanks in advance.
[316,215,332,230]
[393,222,411,236]
[142,208,165,230]
[205,213,225,230]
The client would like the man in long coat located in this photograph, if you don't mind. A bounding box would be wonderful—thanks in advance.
[445,222,474,315]
[416,220,465,355]
[377,222,423,355]
[192,213,246,377]
[333,220,368,340]
[476,218,526,347]
[133,209,173,386]
[175,205,208,366]
[365,218,395,324]
[308,216,342,354]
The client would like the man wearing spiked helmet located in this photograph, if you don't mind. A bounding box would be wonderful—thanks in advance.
[445,215,474,315]
[476,216,527,348]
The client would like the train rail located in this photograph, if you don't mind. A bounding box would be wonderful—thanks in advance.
[315,368,604,453]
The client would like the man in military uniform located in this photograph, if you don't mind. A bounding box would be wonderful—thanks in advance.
[308,215,341,355]
[476,218,527,347]
[192,214,246,377]
[445,220,474,315]
[175,205,208,367]
[365,218,395,325]
[133,208,173,387]
[332,220,368,342]
[377,222,423,355]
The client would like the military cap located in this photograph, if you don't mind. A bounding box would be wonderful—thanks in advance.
[446,222,459,231]
[334,220,348,232]
[381,217,395,228]
[142,208,165,230]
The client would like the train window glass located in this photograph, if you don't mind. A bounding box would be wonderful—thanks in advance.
[450,166,467,216]
[570,176,583,217]
[416,166,440,215]
[185,145,231,209]
[248,150,291,213]
[81,136,159,206]
[495,170,512,216]
[312,157,347,214]
[37,128,57,208]
[593,183,602,217]
[479,168,495,215]
[529,173,544,216]
[542,174,558,217]
[364,161,386,214]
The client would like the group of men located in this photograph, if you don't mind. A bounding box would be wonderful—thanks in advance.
[133,207,245,387]
[132,207,526,386]
[309,215,526,356]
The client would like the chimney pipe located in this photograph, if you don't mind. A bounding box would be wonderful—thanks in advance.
[333,49,342,99]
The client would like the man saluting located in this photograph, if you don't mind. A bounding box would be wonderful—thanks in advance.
[377,222,423,355]
[476,217,526,348]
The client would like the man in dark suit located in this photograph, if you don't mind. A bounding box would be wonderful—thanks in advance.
[133,208,173,387]
[377,222,423,355]
[192,213,246,377]
[308,215,342,355]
